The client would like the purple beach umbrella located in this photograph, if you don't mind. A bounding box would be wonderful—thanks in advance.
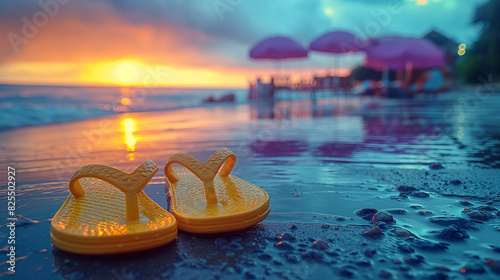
[309,31,365,54]
[249,36,308,60]
[364,36,445,71]
[309,31,365,88]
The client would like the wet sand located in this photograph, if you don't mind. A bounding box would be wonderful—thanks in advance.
[1,92,500,279]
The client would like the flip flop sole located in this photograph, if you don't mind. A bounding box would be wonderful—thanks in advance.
[51,178,177,255]
[176,203,270,234]
[50,228,177,255]
[167,167,270,234]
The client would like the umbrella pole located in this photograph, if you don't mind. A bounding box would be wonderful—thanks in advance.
[334,56,339,98]
[382,65,389,86]
[405,61,413,90]
[382,64,389,97]
[274,60,281,96]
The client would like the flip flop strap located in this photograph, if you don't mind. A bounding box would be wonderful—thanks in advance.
[164,148,236,204]
[69,160,159,221]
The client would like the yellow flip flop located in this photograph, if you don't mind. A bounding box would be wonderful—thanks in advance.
[164,147,270,233]
[51,160,177,255]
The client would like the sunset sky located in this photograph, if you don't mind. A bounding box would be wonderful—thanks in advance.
[0,0,487,88]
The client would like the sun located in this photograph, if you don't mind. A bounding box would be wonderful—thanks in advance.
[82,59,149,86]
[113,60,147,85]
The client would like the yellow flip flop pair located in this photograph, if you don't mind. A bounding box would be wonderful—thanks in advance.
[50,148,270,255]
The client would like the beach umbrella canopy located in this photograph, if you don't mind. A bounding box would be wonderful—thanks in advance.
[363,36,445,71]
[249,36,308,60]
[309,31,364,87]
[309,31,365,54]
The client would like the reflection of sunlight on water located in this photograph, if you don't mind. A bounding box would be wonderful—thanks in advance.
[121,117,138,160]
[121,97,131,106]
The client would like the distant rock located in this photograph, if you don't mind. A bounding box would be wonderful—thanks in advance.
[356,208,378,216]
[436,226,469,241]
[465,210,495,221]
[404,254,425,265]
[485,259,500,274]
[459,201,473,206]
[429,163,444,170]
[218,93,235,102]
[222,242,243,251]
[411,192,430,198]
[15,217,36,227]
[279,232,295,241]
[356,208,378,221]
[375,222,389,230]
[302,250,323,261]
[386,209,407,215]
[391,228,416,237]
[406,237,448,251]
[363,226,384,238]
[475,205,498,212]
[202,93,235,103]
[372,211,395,223]
[428,216,480,230]
[418,210,433,216]
[273,241,294,251]
[354,259,372,267]
[397,192,410,199]
[214,238,227,245]
[312,240,329,250]
[462,206,498,221]
[202,96,216,103]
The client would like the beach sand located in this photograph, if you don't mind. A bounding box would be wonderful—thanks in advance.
[1,92,500,279]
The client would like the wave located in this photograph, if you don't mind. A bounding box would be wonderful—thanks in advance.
[0,84,246,130]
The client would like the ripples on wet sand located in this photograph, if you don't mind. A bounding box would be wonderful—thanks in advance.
[1,92,500,279]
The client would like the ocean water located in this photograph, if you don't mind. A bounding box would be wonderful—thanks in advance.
[1,86,500,279]
[0,84,247,130]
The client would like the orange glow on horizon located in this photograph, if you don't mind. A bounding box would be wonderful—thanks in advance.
[0,60,355,88]
[0,2,356,88]
[0,1,251,88]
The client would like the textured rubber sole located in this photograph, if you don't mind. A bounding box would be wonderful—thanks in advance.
[50,227,177,255]
[177,200,271,234]
[51,177,177,255]
[167,167,271,234]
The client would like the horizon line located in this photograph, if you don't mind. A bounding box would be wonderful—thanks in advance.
[0,82,247,90]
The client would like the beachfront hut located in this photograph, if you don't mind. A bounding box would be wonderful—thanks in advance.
[363,36,446,92]
[423,29,459,88]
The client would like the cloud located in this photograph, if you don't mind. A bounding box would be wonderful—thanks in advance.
[0,0,490,86]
